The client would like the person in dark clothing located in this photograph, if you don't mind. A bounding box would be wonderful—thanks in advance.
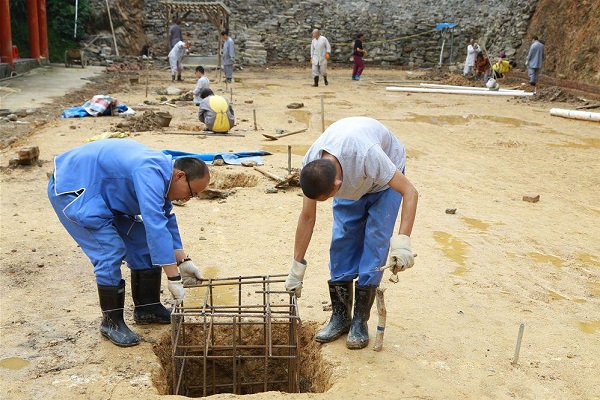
[140,43,155,58]
[352,33,366,81]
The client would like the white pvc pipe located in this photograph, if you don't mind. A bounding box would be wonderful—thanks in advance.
[550,108,600,122]
[420,83,525,93]
[386,86,534,96]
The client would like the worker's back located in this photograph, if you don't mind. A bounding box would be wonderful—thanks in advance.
[198,95,235,133]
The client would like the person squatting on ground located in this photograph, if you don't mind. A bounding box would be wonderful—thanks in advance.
[188,65,210,106]
[221,30,235,83]
[491,58,517,80]
[169,18,183,49]
[168,40,191,82]
[352,33,366,80]
[310,29,331,87]
[47,139,209,347]
[285,117,419,349]
[197,88,235,133]
[463,39,480,77]
[526,35,544,88]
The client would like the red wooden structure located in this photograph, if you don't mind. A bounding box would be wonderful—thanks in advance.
[1,0,49,67]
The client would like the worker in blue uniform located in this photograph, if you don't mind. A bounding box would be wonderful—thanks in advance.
[47,139,210,347]
[285,117,419,349]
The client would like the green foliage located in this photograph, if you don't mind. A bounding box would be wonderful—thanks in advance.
[8,0,91,62]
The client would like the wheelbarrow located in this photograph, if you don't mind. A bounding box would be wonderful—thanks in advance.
[64,49,86,68]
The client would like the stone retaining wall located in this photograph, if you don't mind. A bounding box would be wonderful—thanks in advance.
[86,0,538,68]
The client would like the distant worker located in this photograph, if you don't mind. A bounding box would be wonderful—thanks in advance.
[310,29,331,87]
[221,30,235,83]
[492,58,517,80]
[168,40,191,82]
[473,51,491,81]
[352,32,366,81]
[47,139,209,347]
[188,65,210,106]
[169,18,183,49]
[463,39,479,77]
[140,43,155,58]
[198,88,235,133]
[525,35,544,88]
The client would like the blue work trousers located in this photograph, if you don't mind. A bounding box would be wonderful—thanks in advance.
[48,177,158,286]
[329,188,402,286]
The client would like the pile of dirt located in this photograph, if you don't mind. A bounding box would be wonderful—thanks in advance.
[529,86,582,103]
[115,110,168,132]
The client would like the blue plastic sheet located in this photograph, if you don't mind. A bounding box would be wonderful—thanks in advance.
[162,150,271,165]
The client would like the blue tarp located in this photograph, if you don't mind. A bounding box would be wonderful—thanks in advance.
[162,150,271,166]
[435,23,457,30]
[61,104,129,118]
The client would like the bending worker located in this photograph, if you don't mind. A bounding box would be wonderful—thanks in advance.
[197,88,235,133]
[285,117,418,349]
[48,139,209,347]
[168,40,191,82]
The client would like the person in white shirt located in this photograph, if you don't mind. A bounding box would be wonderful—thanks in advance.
[463,39,478,76]
[310,29,331,87]
[285,117,419,350]
[168,40,191,82]
[188,66,210,105]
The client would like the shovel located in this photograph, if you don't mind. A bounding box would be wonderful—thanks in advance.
[262,128,307,141]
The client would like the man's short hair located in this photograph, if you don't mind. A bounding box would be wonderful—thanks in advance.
[300,159,336,199]
[195,65,205,74]
[200,88,214,99]
[509,60,517,68]
[174,157,209,181]
[532,35,539,41]
[221,29,229,36]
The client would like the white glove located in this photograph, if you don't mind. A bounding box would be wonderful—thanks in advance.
[387,235,414,274]
[285,259,307,298]
[167,276,185,305]
[179,260,202,285]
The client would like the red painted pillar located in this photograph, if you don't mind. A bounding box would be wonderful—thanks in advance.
[0,0,14,66]
[37,0,48,59]
[27,0,41,58]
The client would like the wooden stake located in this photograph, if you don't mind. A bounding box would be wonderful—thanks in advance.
[320,94,325,132]
[145,63,149,98]
[253,166,286,183]
[230,87,233,103]
[512,323,525,365]
[287,145,292,174]
[105,0,119,56]
[253,109,257,130]
[372,287,387,352]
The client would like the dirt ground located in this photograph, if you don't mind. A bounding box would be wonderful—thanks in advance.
[1,64,599,400]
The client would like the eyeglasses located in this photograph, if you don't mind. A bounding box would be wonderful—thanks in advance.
[186,177,195,199]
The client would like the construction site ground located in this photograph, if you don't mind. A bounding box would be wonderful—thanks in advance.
[0,63,599,399]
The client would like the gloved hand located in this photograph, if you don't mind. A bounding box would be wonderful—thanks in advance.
[285,259,307,298]
[179,260,202,285]
[387,235,414,274]
[167,276,185,305]
[525,59,529,67]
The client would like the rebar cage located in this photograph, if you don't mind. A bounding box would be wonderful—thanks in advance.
[170,274,300,397]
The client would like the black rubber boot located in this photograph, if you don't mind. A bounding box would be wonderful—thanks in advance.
[346,284,377,349]
[131,268,171,324]
[315,281,353,343]
[177,74,183,81]
[324,75,329,86]
[312,76,319,87]
[171,74,175,82]
[98,280,140,347]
